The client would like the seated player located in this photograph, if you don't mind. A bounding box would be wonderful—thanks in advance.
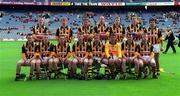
[94,16,110,43]
[133,41,144,80]
[15,34,35,81]
[83,39,94,79]
[109,16,125,43]
[55,17,73,42]
[140,34,158,79]
[41,36,50,67]
[121,34,137,79]
[48,44,59,79]
[92,34,105,78]
[77,18,94,42]
[102,34,123,79]
[74,34,88,79]
[32,17,49,41]
[30,42,43,80]
[56,37,72,78]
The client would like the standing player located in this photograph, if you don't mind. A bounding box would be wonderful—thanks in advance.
[15,34,35,81]
[146,18,163,75]
[109,16,125,42]
[94,16,110,43]
[77,18,94,42]
[32,17,49,41]
[127,15,144,47]
[55,17,73,42]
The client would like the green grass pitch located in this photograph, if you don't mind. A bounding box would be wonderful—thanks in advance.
[0,41,180,96]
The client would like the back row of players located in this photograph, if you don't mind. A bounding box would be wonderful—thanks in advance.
[15,15,164,80]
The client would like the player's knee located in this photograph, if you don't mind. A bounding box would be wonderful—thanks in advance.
[84,59,88,63]
[73,59,78,64]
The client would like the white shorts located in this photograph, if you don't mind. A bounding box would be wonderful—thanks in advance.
[43,57,49,60]
[142,56,150,61]
[112,56,118,60]
[153,44,160,53]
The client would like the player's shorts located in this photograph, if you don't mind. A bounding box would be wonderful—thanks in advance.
[142,56,151,64]
[153,44,160,53]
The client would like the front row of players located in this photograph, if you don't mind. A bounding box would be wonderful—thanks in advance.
[15,33,159,81]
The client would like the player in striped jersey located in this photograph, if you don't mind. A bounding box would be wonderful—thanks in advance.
[15,34,35,81]
[94,16,110,43]
[109,16,125,42]
[145,18,163,75]
[55,17,73,42]
[121,34,137,79]
[140,34,158,79]
[77,18,94,42]
[92,34,105,78]
[30,41,43,80]
[32,17,49,41]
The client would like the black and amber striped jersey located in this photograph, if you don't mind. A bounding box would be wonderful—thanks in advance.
[94,24,109,34]
[75,41,87,57]
[32,24,48,39]
[49,44,57,57]
[109,24,125,42]
[34,42,41,57]
[22,41,34,59]
[56,26,73,41]
[140,42,151,56]
[127,24,143,33]
[121,40,136,57]
[78,26,94,41]
[92,41,105,57]
[145,27,162,45]
[41,41,51,57]
[127,24,143,41]
[56,42,70,58]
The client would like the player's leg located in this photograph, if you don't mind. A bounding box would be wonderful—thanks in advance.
[15,59,25,80]
[149,58,158,79]
[35,59,42,79]
[29,59,36,80]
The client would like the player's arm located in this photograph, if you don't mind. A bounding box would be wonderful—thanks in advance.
[90,28,94,38]
[117,44,122,58]
[105,26,110,36]
[22,45,27,61]
[121,43,126,58]
[32,27,36,39]
[66,44,71,58]
[55,28,59,40]
[122,27,126,37]
[133,45,141,58]
[69,28,73,40]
